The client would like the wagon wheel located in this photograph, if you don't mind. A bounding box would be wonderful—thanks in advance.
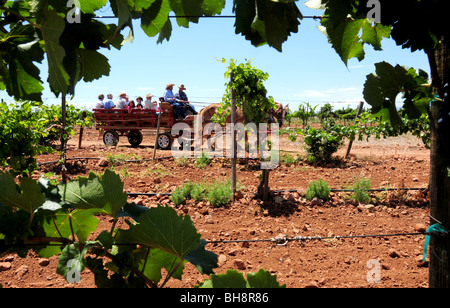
[157,132,173,150]
[103,130,119,146]
[128,130,143,147]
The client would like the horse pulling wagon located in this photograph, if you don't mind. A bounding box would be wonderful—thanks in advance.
[93,100,195,150]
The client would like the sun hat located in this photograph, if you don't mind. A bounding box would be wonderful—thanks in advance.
[166,83,175,89]
[179,84,186,90]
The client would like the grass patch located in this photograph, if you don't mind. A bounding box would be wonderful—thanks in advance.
[195,152,212,169]
[351,177,372,203]
[170,179,235,207]
[305,178,331,201]
[107,153,141,166]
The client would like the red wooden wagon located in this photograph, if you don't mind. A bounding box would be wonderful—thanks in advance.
[93,100,195,150]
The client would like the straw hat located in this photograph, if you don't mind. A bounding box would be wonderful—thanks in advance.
[179,84,186,90]
[119,91,127,97]
[146,93,154,98]
[166,83,175,89]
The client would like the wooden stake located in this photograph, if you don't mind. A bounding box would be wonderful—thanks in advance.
[78,111,86,149]
[345,101,364,159]
[230,72,237,200]
[153,104,162,161]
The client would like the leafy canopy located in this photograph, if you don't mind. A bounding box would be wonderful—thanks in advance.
[215,58,276,124]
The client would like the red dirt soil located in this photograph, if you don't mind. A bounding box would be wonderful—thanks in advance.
[0,128,431,288]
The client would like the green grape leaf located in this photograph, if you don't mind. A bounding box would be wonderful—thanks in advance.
[78,48,111,83]
[363,62,432,125]
[233,0,302,52]
[58,173,105,209]
[0,171,46,214]
[79,0,108,14]
[197,269,285,288]
[57,242,91,282]
[202,0,226,15]
[38,208,100,257]
[39,6,70,96]
[58,170,127,218]
[141,248,186,284]
[312,0,391,65]
[246,268,286,288]
[140,0,171,37]
[111,0,133,30]
[197,269,247,288]
[0,23,44,101]
[321,16,390,66]
[185,239,218,275]
[116,205,201,260]
[100,169,127,219]
[168,0,202,27]
[157,18,172,43]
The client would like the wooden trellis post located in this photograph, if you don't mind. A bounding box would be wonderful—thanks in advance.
[230,72,237,201]
[345,101,364,159]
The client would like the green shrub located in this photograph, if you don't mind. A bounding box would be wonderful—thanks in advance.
[305,179,331,201]
[351,178,372,203]
[206,181,233,207]
[170,186,186,205]
[281,153,297,166]
[170,180,234,207]
[303,119,345,163]
[190,183,206,201]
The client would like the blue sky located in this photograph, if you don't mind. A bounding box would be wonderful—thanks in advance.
[34,1,431,112]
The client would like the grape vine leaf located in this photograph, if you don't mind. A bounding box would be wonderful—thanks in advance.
[185,239,218,275]
[78,0,108,14]
[196,268,286,288]
[38,208,101,257]
[39,6,70,96]
[0,23,44,101]
[0,171,46,214]
[116,205,201,260]
[140,0,171,37]
[246,268,286,288]
[57,242,92,282]
[197,269,247,288]
[233,0,302,52]
[100,169,128,219]
[141,248,186,284]
[58,170,127,218]
[307,0,391,65]
[363,61,432,126]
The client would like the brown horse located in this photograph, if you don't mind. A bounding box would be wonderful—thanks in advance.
[198,102,288,127]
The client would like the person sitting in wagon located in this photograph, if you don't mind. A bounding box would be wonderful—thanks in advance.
[95,94,105,109]
[116,91,128,109]
[175,84,197,115]
[144,93,155,109]
[127,100,136,113]
[163,83,185,120]
[136,96,144,108]
[104,93,115,109]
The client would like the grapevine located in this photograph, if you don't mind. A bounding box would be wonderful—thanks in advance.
[0,101,92,176]
[282,109,431,163]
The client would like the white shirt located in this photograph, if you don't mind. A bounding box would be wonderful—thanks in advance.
[116,98,127,109]
[95,100,104,108]
[145,99,155,110]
